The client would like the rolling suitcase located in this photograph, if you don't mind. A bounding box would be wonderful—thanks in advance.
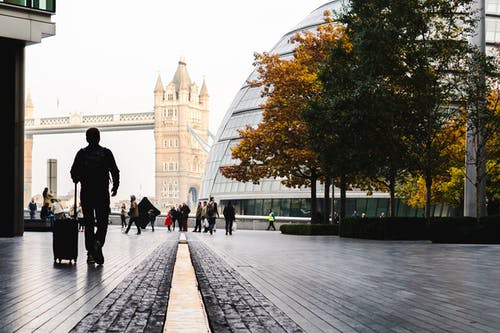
[52,184,78,264]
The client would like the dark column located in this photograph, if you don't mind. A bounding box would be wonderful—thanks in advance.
[0,37,25,237]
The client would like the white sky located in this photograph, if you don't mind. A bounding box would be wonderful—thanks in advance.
[26,0,327,205]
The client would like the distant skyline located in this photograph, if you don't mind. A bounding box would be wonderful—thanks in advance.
[25,0,328,207]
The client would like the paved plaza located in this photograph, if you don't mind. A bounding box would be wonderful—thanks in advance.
[0,226,499,332]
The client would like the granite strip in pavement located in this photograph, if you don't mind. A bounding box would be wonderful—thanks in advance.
[70,240,177,333]
[188,238,304,333]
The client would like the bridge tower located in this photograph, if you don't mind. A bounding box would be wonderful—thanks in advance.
[153,57,209,211]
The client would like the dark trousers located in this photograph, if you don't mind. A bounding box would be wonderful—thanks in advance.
[126,217,141,234]
[208,217,216,234]
[82,205,109,253]
[225,219,234,235]
[182,217,188,231]
[267,221,276,230]
[172,218,177,231]
[120,215,127,228]
[194,218,202,232]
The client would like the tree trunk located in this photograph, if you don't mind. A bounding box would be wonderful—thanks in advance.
[340,174,347,223]
[425,171,432,220]
[389,169,396,217]
[323,177,331,224]
[310,171,318,224]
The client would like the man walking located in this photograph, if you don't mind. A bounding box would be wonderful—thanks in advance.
[267,209,276,231]
[71,127,120,265]
[223,201,236,235]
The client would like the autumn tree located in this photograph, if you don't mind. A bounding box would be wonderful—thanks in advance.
[220,14,345,222]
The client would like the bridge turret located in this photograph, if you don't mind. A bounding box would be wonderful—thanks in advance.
[154,73,165,106]
[199,78,209,107]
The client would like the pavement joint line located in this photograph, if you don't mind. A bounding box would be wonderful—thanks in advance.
[163,234,210,333]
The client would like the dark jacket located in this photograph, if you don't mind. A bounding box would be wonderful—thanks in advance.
[223,204,236,221]
[70,144,120,202]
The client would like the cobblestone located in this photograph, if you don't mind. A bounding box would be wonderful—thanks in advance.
[188,238,304,333]
[70,241,177,332]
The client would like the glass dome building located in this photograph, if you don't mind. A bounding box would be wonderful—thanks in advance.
[201,0,498,218]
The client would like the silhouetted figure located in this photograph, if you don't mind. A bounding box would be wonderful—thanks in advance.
[28,198,37,221]
[71,127,120,265]
[223,201,236,235]
[125,194,141,235]
[193,202,202,232]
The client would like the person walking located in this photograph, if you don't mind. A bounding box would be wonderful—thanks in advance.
[207,196,219,235]
[164,210,173,232]
[193,201,202,232]
[120,203,127,229]
[148,209,156,231]
[169,206,177,231]
[223,201,236,236]
[125,195,141,235]
[267,209,276,231]
[180,202,190,232]
[201,201,209,232]
[70,127,120,265]
[28,198,37,221]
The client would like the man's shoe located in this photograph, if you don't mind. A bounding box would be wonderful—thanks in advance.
[94,241,104,265]
[87,253,95,264]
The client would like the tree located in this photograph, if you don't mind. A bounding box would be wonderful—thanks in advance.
[460,47,500,218]
[220,15,346,222]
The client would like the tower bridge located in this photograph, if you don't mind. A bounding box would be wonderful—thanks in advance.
[24,58,211,212]
[25,111,156,135]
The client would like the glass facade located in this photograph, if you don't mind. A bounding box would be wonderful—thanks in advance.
[0,0,55,12]
[201,0,498,218]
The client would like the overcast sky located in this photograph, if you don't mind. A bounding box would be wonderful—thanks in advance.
[26,0,327,206]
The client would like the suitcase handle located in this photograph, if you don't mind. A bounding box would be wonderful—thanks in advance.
[73,183,78,220]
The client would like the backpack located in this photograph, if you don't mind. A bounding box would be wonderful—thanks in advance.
[82,147,107,172]
[207,202,215,216]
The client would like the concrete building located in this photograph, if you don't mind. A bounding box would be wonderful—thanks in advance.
[1,0,55,236]
[154,57,209,211]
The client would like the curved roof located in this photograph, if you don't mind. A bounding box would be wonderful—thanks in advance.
[200,1,346,201]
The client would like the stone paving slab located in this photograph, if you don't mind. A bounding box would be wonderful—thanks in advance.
[190,230,500,333]
[70,240,177,332]
[188,236,304,333]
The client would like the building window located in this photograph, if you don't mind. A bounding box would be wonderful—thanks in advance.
[168,94,174,101]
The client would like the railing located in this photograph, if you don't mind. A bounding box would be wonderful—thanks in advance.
[0,0,55,13]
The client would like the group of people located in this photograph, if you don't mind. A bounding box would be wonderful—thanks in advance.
[163,196,238,236]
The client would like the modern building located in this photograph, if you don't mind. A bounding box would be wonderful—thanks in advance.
[1,0,55,236]
[154,57,210,211]
[201,0,499,218]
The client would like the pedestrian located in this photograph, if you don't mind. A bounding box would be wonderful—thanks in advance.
[164,210,172,232]
[201,201,209,232]
[148,209,156,231]
[125,194,141,235]
[51,198,66,220]
[193,201,202,232]
[223,201,236,235]
[28,198,37,221]
[351,210,359,218]
[177,204,183,232]
[42,187,54,209]
[267,209,276,231]
[169,206,177,231]
[206,196,219,235]
[180,202,190,232]
[70,127,120,265]
[120,203,127,228]
[40,201,54,225]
